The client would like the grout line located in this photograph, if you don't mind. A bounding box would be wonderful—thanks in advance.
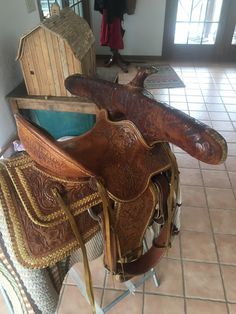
[199,165,230,314]
[179,227,187,314]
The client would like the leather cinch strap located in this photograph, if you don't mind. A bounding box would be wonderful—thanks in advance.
[119,222,169,276]
[52,188,96,314]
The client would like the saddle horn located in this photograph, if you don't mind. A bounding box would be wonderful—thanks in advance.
[65,71,227,165]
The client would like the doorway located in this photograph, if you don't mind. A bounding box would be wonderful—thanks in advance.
[163,0,236,61]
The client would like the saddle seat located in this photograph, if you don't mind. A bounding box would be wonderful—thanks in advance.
[15,109,171,202]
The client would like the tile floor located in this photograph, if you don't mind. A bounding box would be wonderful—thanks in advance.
[2,62,236,313]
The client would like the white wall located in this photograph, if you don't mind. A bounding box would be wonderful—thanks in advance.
[90,0,166,56]
[0,0,40,149]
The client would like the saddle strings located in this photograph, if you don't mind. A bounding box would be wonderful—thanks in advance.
[95,180,125,281]
[161,143,180,249]
[52,188,96,314]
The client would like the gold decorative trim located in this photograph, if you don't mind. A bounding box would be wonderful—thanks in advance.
[0,158,101,269]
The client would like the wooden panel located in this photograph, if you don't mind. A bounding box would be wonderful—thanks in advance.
[24,37,40,95]
[45,30,61,96]
[29,31,44,94]
[58,39,70,96]
[14,97,98,114]
[51,34,67,96]
[38,28,56,96]
[65,42,75,75]
[72,55,82,74]
[81,50,88,75]
[32,29,50,95]
[20,57,33,95]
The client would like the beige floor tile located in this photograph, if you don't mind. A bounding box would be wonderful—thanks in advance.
[229,112,236,121]
[229,172,236,189]
[175,153,200,169]
[144,295,184,314]
[188,103,207,111]
[202,170,231,188]
[221,265,236,302]
[181,231,217,262]
[215,234,236,265]
[186,299,228,314]
[190,111,210,120]
[210,209,236,234]
[211,121,234,131]
[204,97,223,104]
[228,144,236,156]
[205,188,236,210]
[181,186,207,207]
[184,261,225,300]
[226,157,236,171]
[66,257,105,288]
[209,112,229,120]
[181,206,211,232]
[179,168,203,186]
[57,285,103,314]
[105,273,144,292]
[228,303,236,314]
[145,258,183,296]
[199,161,226,171]
[102,290,143,314]
[219,131,236,143]
[187,96,205,103]
[206,103,226,111]
[228,172,236,188]
[170,102,188,110]
[164,235,181,259]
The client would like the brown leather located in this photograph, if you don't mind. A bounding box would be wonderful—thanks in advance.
[16,110,171,202]
[102,182,157,274]
[0,153,102,268]
[65,70,227,165]
[15,114,92,179]
[9,111,174,272]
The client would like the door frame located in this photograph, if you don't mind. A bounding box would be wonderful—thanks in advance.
[162,0,236,61]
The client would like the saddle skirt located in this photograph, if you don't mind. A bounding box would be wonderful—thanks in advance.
[0,153,102,269]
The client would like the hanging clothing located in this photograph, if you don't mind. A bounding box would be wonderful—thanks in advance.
[100,9,124,50]
[94,0,136,50]
[94,0,126,23]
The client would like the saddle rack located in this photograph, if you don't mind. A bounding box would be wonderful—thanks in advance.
[66,238,160,313]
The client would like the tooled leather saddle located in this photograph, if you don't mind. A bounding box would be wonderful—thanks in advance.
[0,68,227,313]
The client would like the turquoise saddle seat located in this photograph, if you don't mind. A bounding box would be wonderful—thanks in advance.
[29,110,95,139]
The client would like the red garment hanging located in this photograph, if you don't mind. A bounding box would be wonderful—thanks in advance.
[100,9,124,50]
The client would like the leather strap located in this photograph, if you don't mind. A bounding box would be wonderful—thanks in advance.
[52,188,96,314]
[118,222,170,277]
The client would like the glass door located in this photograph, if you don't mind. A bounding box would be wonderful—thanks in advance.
[163,0,236,61]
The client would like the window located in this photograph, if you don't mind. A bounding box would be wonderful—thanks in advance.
[174,0,223,44]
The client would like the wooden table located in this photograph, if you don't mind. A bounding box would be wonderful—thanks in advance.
[7,68,118,115]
